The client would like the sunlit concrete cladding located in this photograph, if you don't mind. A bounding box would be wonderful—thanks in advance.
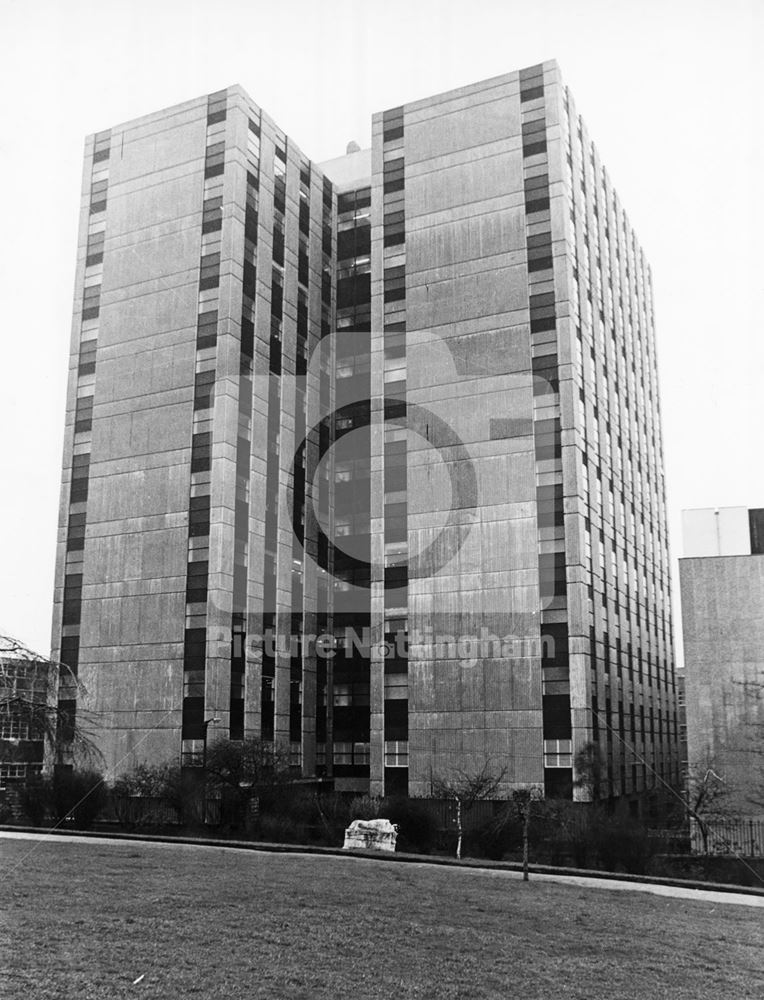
[680,506,764,820]
[53,62,678,807]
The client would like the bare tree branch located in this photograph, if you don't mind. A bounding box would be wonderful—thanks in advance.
[0,632,102,772]
[431,758,507,860]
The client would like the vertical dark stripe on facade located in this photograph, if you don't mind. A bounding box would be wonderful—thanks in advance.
[58,127,112,759]
[259,138,288,745]
[229,111,261,742]
[380,103,409,794]
[181,93,227,762]
[289,159,312,760]
[519,67,573,799]
[333,181,373,780]
[316,174,334,775]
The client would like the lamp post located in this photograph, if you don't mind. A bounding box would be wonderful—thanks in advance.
[202,716,220,769]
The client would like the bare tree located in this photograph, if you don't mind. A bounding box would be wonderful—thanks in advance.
[205,736,292,828]
[0,633,101,774]
[512,785,544,881]
[684,756,735,854]
[432,759,507,860]
[573,741,606,800]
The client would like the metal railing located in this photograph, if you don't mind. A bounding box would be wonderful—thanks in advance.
[690,818,764,857]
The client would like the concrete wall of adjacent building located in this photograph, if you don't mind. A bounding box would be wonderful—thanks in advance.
[681,554,764,820]
[682,507,751,558]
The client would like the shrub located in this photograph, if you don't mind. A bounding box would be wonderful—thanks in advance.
[348,795,384,821]
[50,768,107,829]
[534,802,597,869]
[383,796,437,854]
[462,807,523,860]
[592,815,655,875]
[313,792,353,845]
[18,775,49,826]
[274,788,318,824]
[257,814,310,845]
[18,769,107,829]
[112,762,186,829]
[0,795,14,825]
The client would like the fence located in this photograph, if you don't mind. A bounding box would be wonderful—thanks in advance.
[425,798,498,833]
[690,818,764,857]
[105,794,222,828]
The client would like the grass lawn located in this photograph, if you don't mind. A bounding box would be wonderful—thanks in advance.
[1,837,762,1000]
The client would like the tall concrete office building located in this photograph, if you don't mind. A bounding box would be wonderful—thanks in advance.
[53,62,678,805]
[680,506,764,820]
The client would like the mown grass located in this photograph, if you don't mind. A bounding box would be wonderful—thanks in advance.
[1,837,762,1000]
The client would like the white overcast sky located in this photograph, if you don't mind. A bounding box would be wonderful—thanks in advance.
[1,0,762,658]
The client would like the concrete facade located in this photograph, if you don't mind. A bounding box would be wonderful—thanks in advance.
[680,507,764,819]
[54,64,678,804]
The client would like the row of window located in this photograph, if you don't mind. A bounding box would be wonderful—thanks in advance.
[520,87,575,770]
[381,106,410,757]
[59,129,113,734]
[519,63,544,103]
[181,96,228,751]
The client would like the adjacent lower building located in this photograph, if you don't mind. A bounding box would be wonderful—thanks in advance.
[0,636,54,785]
[680,506,764,820]
[52,61,679,804]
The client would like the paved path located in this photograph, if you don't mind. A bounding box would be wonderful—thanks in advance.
[2,829,763,908]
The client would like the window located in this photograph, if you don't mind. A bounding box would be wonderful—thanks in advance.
[86,229,105,266]
[74,396,94,433]
[193,371,215,412]
[539,551,567,598]
[383,208,405,247]
[60,635,80,672]
[749,508,764,554]
[78,340,97,376]
[522,118,547,157]
[62,573,83,626]
[90,177,107,214]
[92,130,111,163]
[544,739,572,767]
[534,418,561,461]
[185,560,209,603]
[383,105,404,142]
[204,141,225,179]
[333,742,353,765]
[0,763,39,781]
[536,484,564,528]
[247,117,261,165]
[384,740,408,767]
[70,454,90,503]
[207,90,227,125]
[529,290,556,332]
[383,157,404,194]
[81,284,101,320]
[385,502,407,542]
[383,265,406,303]
[202,196,223,234]
[197,309,218,350]
[274,145,287,213]
[199,252,220,291]
[520,83,544,102]
[524,174,550,216]
[189,495,211,537]
[190,431,212,472]
[183,628,206,670]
